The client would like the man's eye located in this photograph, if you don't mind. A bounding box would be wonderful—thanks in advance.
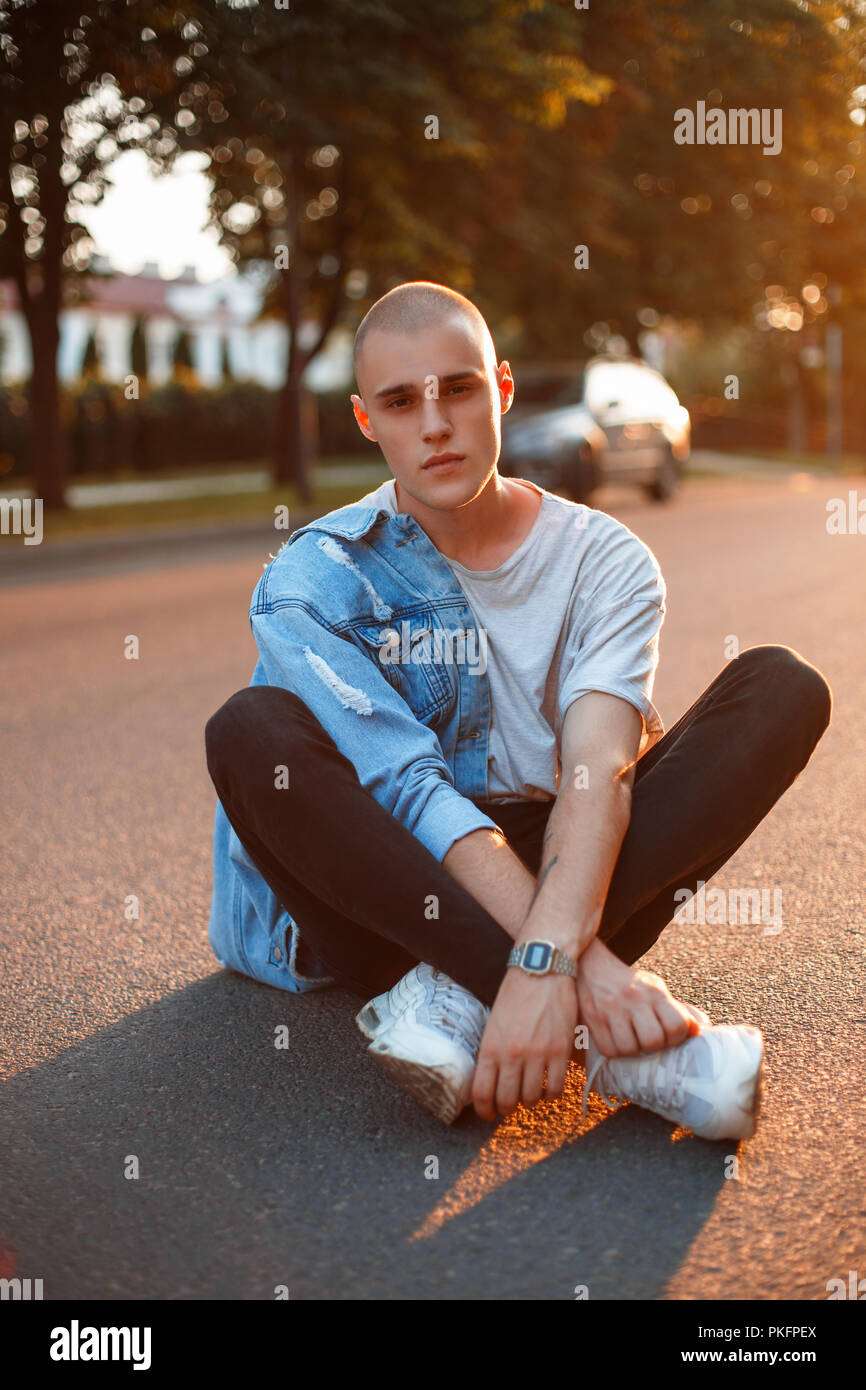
[386,385,469,408]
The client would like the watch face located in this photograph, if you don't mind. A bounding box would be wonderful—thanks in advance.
[524,941,553,973]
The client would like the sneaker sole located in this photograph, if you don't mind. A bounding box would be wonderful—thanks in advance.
[367,1043,466,1125]
[737,1034,764,1140]
[705,1027,764,1140]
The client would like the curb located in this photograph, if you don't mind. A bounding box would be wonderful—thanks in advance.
[0,510,323,588]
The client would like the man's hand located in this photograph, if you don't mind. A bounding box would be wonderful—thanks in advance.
[577,937,700,1058]
[471,968,577,1120]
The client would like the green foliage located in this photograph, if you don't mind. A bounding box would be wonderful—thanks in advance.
[0,1,202,502]
[316,386,374,457]
[0,381,281,479]
[3,0,866,497]
[0,2,192,286]
[0,384,29,478]
[170,0,866,364]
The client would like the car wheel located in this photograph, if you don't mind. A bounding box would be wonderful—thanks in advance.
[645,445,681,502]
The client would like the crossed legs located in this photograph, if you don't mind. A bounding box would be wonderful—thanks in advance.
[205,645,832,1008]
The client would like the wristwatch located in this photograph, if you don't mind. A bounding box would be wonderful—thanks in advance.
[507,938,578,980]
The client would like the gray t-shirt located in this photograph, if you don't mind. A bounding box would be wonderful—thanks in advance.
[359,477,666,803]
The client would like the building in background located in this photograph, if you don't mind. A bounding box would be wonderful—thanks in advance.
[0,255,353,391]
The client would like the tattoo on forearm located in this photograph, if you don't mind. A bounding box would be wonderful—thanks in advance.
[531,854,558,906]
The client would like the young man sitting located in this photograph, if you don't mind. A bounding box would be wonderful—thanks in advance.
[204,281,832,1139]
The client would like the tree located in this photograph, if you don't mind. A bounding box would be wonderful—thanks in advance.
[582,3,866,333]
[171,324,194,377]
[0,0,192,508]
[8,1,858,509]
[171,0,866,497]
[462,2,866,360]
[170,0,616,500]
[80,324,100,378]
[218,332,233,384]
[130,313,148,384]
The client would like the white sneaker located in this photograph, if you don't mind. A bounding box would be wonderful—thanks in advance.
[581,1023,764,1140]
[356,962,489,1124]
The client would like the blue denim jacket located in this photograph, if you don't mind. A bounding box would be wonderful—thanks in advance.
[207,494,508,994]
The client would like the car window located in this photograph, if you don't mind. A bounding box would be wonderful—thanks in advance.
[586,363,677,417]
[628,368,679,414]
[551,372,585,406]
[511,372,584,407]
[584,364,635,413]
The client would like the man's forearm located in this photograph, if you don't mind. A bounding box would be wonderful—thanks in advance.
[518,761,633,958]
[442,754,633,955]
[443,827,538,940]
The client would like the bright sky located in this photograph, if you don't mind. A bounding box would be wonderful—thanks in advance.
[79,149,235,283]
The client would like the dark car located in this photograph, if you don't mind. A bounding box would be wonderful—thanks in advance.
[499,356,691,504]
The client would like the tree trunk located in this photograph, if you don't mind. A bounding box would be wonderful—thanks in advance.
[26,304,67,510]
[270,144,312,501]
[274,366,310,501]
[781,356,806,455]
[302,385,319,461]
[17,100,69,512]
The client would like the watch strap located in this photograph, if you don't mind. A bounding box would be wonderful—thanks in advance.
[507,938,578,979]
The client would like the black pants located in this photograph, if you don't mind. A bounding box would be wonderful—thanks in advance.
[204,645,832,1009]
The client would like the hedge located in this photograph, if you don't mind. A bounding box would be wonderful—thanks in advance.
[0,378,378,480]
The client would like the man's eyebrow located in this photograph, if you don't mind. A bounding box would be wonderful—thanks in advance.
[374,368,486,400]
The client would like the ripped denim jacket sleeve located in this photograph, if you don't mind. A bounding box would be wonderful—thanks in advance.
[248,601,501,864]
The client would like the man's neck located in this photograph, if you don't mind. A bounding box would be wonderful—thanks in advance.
[394,473,541,571]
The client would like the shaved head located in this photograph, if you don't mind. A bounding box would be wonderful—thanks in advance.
[353,281,498,395]
[348,279,516,524]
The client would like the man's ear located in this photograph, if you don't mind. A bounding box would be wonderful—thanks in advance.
[350,392,377,443]
[497,361,516,415]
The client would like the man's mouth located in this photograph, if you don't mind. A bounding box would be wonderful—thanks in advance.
[423,453,465,472]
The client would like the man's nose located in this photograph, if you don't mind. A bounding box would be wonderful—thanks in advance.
[419,397,452,437]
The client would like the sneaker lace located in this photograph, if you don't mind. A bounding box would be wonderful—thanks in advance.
[424,974,487,1052]
[580,1039,694,1122]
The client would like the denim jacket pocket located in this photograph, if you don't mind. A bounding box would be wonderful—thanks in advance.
[352,620,451,723]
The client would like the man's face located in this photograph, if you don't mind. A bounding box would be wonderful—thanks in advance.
[350,314,514,512]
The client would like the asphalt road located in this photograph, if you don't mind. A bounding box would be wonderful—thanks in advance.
[2,469,864,1301]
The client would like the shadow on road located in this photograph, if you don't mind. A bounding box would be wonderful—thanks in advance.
[2,972,729,1299]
